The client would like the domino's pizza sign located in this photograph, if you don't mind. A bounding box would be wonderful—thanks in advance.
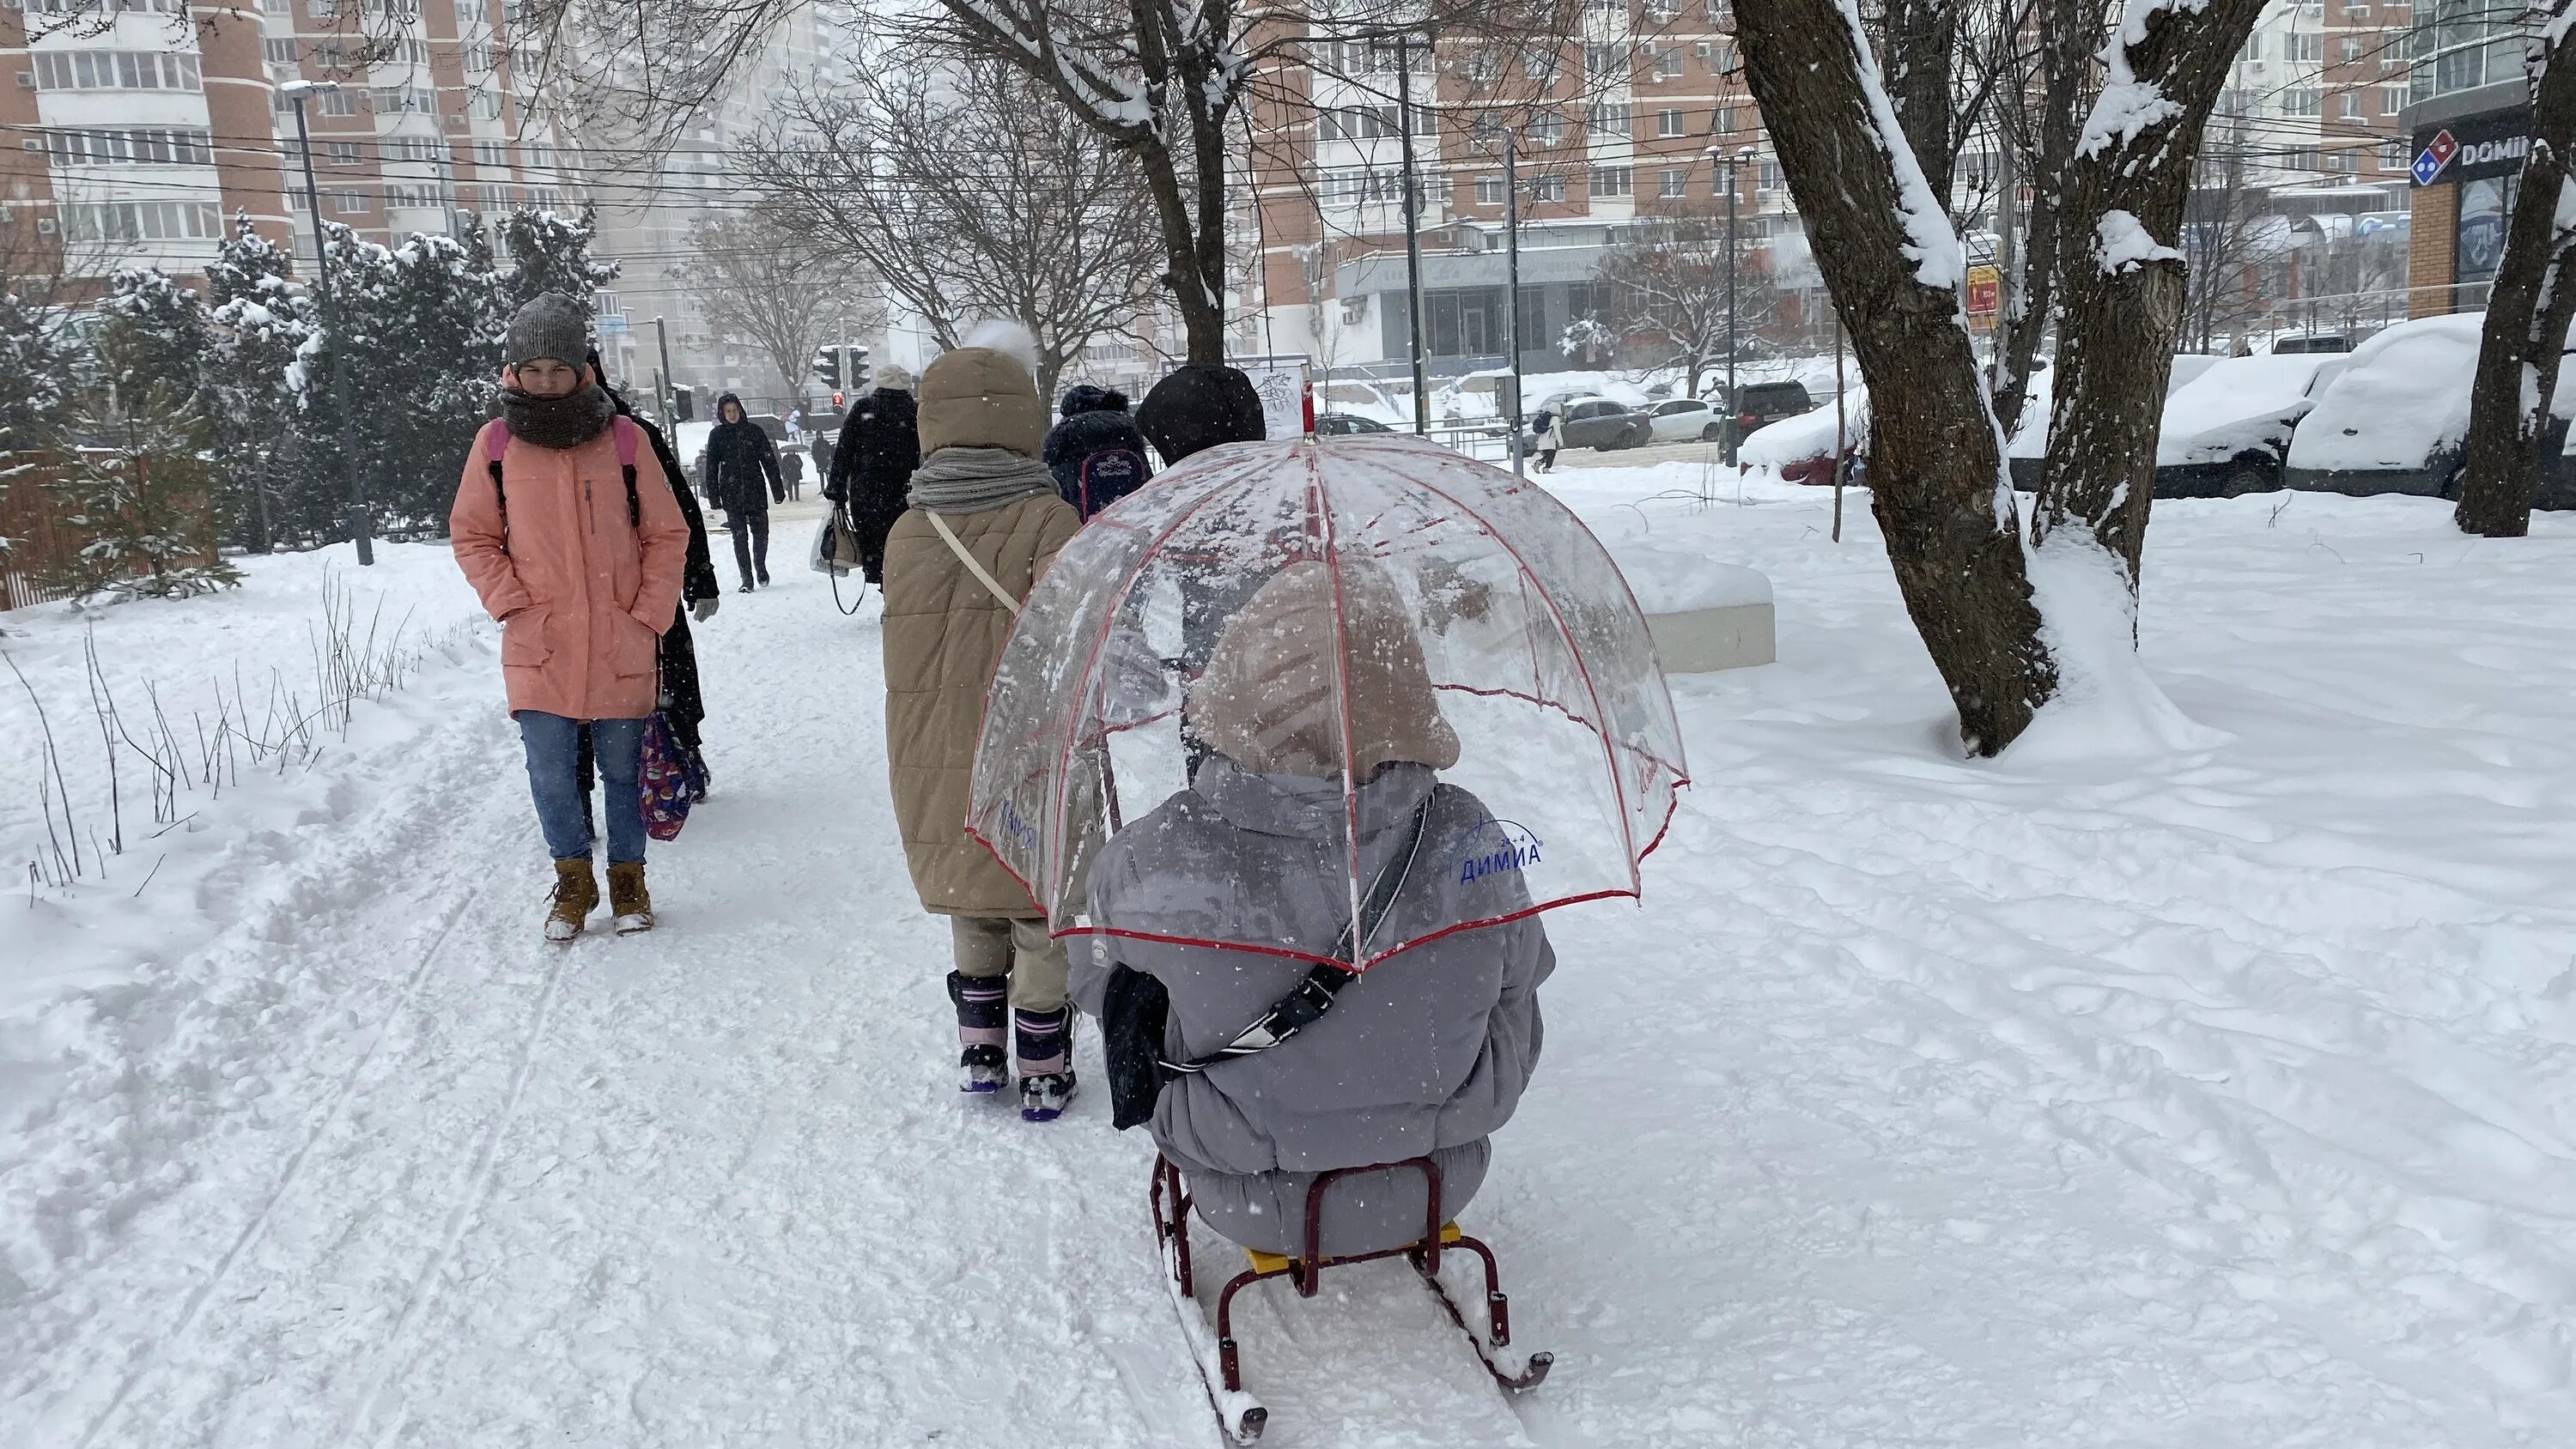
[2412,130,2458,186]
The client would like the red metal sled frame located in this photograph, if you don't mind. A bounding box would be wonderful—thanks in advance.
[1151,1154,1552,1400]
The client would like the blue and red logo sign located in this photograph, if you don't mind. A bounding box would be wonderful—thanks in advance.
[2413,130,2458,186]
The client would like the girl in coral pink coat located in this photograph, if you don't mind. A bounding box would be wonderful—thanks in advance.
[450,294,690,942]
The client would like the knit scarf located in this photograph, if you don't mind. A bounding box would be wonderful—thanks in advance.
[501,383,615,450]
[906,446,1055,513]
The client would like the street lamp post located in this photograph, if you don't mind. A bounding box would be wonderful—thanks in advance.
[281,80,372,566]
[1708,146,1757,466]
[1503,130,1526,479]
[1395,33,1431,434]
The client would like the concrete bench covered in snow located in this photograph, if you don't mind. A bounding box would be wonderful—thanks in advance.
[1602,543,1777,675]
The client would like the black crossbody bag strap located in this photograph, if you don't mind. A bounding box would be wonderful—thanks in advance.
[1158,795,1433,1076]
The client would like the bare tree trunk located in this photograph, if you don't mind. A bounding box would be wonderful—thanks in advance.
[1991,0,2099,436]
[1880,0,1961,185]
[2458,9,2576,539]
[2034,0,2268,585]
[1737,0,2056,755]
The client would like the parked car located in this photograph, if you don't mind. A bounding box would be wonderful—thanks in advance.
[1646,397,1728,444]
[1312,411,1394,437]
[1710,380,1816,446]
[1317,379,1406,427]
[2270,332,2354,355]
[2152,354,2348,496]
[1555,397,1654,452]
[2284,312,2576,506]
[1739,391,1868,483]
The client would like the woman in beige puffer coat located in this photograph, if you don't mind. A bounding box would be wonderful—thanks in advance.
[879,330,1083,1121]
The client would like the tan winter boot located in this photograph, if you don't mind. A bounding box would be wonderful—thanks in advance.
[606,862,654,936]
[546,858,598,943]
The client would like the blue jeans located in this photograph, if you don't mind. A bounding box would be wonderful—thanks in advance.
[519,712,647,864]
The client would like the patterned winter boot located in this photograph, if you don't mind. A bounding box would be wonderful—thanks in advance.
[605,862,654,935]
[545,858,598,943]
[945,971,1010,1094]
[1015,1006,1078,1123]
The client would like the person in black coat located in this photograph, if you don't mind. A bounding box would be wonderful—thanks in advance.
[706,392,783,591]
[578,349,721,801]
[823,365,920,585]
[1042,385,1152,519]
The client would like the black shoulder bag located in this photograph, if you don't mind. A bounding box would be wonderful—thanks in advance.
[1100,796,1432,1131]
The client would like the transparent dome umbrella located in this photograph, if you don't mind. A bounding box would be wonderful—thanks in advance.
[967,432,1690,969]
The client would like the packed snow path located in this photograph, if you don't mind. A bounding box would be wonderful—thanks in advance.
[7,482,2573,1446]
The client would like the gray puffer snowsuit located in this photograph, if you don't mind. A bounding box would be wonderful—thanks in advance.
[1070,756,1554,1256]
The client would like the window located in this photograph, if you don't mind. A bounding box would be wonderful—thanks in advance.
[331,191,371,215]
[372,84,437,113]
[2288,33,2324,64]
[322,88,357,116]
[2341,37,2365,64]
[263,39,300,66]
[1318,105,1401,142]
[63,199,222,242]
[1758,157,1782,191]
[328,140,363,166]
[469,91,503,120]
[2380,138,2405,168]
[460,43,495,75]
[385,136,443,164]
[2328,148,2359,174]
[1522,49,1559,85]
[1587,101,1631,136]
[1475,173,1504,205]
[1465,49,1499,83]
[1660,167,1686,197]
[1529,171,1565,203]
[1653,47,1683,81]
[474,140,510,167]
[386,185,442,209]
[2381,84,2409,114]
[1526,112,1565,146]
[2284,88,2323,116]
[31,50,203,93]
[2244,33,2263,61]
[1657,108,1683,137]
[40,126,216,167]
[1703,39,1735,76]
[1589,165,1632,198]
[1712,106,1735,135]
[1584,44,1625,80]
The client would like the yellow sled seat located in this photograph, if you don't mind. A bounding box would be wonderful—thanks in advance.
[1246,1222,1461,1276]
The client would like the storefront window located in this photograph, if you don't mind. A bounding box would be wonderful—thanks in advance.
[2457,173,2518,294]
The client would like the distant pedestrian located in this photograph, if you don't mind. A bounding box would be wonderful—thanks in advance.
[781,448,805,502]
[1042,385,1151,519]
[810,430,834,485]
[825,364,920,585]
[450,294,690,943]
[706,392,784,591]
[881,323,1081,1120]
[1533,408,1563,473]
[787,407,805,440]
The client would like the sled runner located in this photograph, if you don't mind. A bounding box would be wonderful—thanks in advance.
[1151,1153,1552,1444]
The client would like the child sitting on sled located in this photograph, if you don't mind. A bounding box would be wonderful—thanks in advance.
[1069,560,1555,1258]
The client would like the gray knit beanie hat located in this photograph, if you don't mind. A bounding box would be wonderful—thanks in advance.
[506,291,592,368]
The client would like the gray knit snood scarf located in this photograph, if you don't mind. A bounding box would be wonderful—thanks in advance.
[906,446,1055,513]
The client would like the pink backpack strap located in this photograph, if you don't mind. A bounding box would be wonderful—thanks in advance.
[482,417,512,463]
[611,415,641,468]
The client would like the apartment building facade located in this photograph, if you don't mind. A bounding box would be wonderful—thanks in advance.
[2400,1,2535,317]
[3,1,574,290]
[1240,2,1785,385]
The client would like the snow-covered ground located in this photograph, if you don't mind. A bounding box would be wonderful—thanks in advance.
[4,472,2572,1446]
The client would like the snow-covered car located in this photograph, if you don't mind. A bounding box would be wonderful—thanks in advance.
[1316,379,1406,427]
[2152,354,2348,497]
[1738,391,1867,483]
[1645,397,1728,444]
[2284,312,2576,506]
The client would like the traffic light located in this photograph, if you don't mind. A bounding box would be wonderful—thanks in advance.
[812,345,841,391]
